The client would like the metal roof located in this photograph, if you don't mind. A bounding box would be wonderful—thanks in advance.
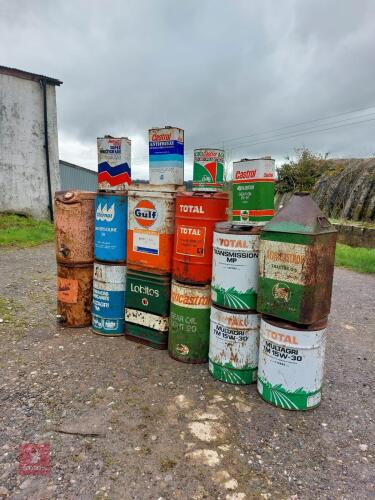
[0,65,62,86]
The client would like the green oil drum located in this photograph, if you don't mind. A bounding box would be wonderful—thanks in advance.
[168,280,211,363]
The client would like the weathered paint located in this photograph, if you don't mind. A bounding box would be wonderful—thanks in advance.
[125,308,169,331]
[209,305,260,385]
[55,191,95,264]
[91,261,126,336]
[232,157,275,224]
[193,149,224,191]
[126,269,171,316]
[57,263,93,327]
[257,193,338,324]
[172,192,229,285]
[127,185,182,274]
[168,281,211,363]
[211,223,260,310]
[149,126,184,185]
[97,136,131,191]
[94,192,128,262]
[125,323,168,350]
[257,316,327,410]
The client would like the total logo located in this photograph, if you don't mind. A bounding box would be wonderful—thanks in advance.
[134,200,158,228]
[96,203,115,222]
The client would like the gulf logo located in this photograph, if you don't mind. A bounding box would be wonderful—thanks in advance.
[134,199,158,228]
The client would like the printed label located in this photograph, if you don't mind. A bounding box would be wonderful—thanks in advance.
[261,240,308,285]
[57,277,78,304]
[96,203,115,222]
[175,225,206,257]
[133,230,159,255]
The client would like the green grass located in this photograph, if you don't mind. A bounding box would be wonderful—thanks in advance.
[0,214,54,248]
[335,243,375,273]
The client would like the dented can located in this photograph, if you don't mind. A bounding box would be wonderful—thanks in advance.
[232,157,275,224]
[94,192,128,263]
[258,315,327,410]
[209,305,260,385]
[55,191,96,264]
[193,148,224,191]
[91,261,126,336]
[172,192,229,285]
[97,136,131,191]
[212,223,260,310]
[168,281,211,363]
[149,126,184,185]
[127,185,182,275]
[57,263,93,327]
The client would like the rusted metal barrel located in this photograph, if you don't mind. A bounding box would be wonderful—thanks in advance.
[258,315,327,410]
[209,305,260,384]
[172,192,229,285]
[57,263,93,327]
[257,192,338,324]
[55,191,95,264]
[193,148,224,191]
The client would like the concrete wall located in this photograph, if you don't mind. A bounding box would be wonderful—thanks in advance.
[0,73,60,220]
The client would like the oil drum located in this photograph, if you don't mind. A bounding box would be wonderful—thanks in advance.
[193,148,224,192]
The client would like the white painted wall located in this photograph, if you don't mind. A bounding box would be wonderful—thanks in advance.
[0,73,60,220]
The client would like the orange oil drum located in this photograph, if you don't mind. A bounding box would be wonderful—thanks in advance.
[172,192,229,285]
[55,191,96,264]
[127,185,184,275]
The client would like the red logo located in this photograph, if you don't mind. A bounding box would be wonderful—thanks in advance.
[19,444,51,475]
[142,298,149,306]
[134,200,158,228]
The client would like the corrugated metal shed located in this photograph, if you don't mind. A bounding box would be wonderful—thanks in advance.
[59,160,97,191]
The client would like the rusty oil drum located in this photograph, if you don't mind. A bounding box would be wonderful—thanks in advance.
[55,191,96,264]
[57,263,93,327]
[172,192,229,285]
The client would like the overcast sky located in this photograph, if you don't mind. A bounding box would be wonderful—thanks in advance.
[1,0,375,179]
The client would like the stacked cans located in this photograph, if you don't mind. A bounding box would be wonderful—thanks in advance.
[92,137,131,335]
[55,191,96,327]
[257,193,337,410]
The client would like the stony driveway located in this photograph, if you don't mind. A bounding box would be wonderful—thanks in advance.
[0,243,374,499]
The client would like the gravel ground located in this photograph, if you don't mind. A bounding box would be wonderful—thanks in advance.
[0,243,374,500]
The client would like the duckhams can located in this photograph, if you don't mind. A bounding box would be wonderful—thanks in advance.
[172,192,229,285]
[57,263,93,327]
[97,136,131,191]
[232,157,275,225]
[209,306,260,385]
[92,262,126,335]
[169,281,211,363]
[94,192,128,262]
[149,126,184,185]
[257,316,327,411]
[55,191,96,264]
[212,223,260,310]
[193,149,224,191]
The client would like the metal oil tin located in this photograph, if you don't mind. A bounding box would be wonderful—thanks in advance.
[149,126,184,185]
[126,269,171,316]
[193,148,224,191]
[97,136,131,191]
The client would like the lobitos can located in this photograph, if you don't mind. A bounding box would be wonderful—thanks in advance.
[55,191,96,264]
[97,136,131,191]
[172,192,229,285]
[232,157,275,225]
[94,192,128,263]
[91,261,126,336]
[211,223,260,310]
[168,281,211,363]
[257,315,327,411]
[193,148,224,192]
[209,306,260,385]
[149,126,184,185]
[57,263,93,327]
[125,269,171,349]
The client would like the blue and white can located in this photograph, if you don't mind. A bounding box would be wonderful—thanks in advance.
[94,192,127,262]
[92,261,126,335]
[149,126,184,185]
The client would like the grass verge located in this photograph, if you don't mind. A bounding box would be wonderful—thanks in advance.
[335,243,375,274]
[0,214,54,248]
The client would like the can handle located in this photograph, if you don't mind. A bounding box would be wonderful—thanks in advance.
[56,314,66,323]
[317,216,330,228]
[55,192,82,205]
[59,245,70,257]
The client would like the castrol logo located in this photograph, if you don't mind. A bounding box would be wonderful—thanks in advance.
[134,200,157,228]
[151,133,172,141]
[235,169,256,180]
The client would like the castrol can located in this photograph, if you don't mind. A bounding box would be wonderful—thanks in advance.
[232,157,275,224]
[209,306,260,384]
[212,223,260,310]
[172,192,229,285]
[168,281,211,363]
[257,315,327,410]
[97,136,131,191]
[149,126,184,185]
[193,148,224,191]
